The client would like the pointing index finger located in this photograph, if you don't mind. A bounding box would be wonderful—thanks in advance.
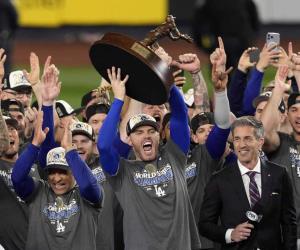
[288,42,293,58]
[218,37,224,50]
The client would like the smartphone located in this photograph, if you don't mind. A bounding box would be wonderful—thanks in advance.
[249,49,260,63]
[266,32,280,50]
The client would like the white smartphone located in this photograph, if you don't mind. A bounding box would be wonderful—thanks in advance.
[266,32,280,50]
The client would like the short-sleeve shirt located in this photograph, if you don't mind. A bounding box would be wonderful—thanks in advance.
[0,159,39,249]
[107,140,201,250]
[186,144,220,249]
[25,180,100,250]
[89,155,122,250]
[267,132,300,237]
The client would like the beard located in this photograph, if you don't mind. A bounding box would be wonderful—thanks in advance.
[4,150,18,159]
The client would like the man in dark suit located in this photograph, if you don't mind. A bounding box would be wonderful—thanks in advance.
[199,116,297,250]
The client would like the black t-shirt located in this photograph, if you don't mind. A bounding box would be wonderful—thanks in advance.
[88,154,123,250]
[107,140,201,250]
[186,144,220,249]
[0,175,28,250]
[267,132,300,237]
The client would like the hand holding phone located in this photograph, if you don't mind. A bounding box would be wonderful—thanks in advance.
[266,32,280,51]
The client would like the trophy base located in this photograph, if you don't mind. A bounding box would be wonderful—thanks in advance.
[89,33,173,105]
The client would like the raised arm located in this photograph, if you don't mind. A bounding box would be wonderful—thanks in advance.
[261,65,290,153]
[228,47,257,117]
[0,110,10,156]
[242,44,281,115]
[23,52,52,108]
[289,42,300,90]
[183,54,211,114]
[12,111,49,200]
[206,40,232,159]
[98,67,128,175]
[61,121,102,205]
[38,65,61,168]
[0,48,7,84]
[170,54,205,154]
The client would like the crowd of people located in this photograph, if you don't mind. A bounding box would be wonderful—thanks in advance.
[0,33,300,250]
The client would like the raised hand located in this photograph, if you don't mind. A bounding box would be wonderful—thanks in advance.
[211,62,233,92]
[32,110,49,147]
[238,47,258,73]
[172,53,200,74]
[60,120,74,151]
[153,46,173,66]
[210,37,227,72]
[256,43,282,72]
[24,107,38,139]
[23,52,40,86]
[0,48,7,83]
[288,42,300,72]
[107,67,129,101]
[41,64,61,106]
[274,64,291,93]
[172,69,186,87]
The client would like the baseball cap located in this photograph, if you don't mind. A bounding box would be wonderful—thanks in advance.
[126,114,159,136]
[81,90,96,108]
[1,99,25,115]
[252,91,272,109]
[288,93,300,109]
[55,100,77,118]
[191,112,214,134]
[86,103,110,122]
[3,70,32,92]
[2,115,18,130]
[70,121,94,141]
[45,147,69,172]
[162,113,171,130]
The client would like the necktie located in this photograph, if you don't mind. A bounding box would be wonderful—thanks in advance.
[246,171,260,208]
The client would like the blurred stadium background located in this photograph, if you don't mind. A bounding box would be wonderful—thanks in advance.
[9,0,300,108]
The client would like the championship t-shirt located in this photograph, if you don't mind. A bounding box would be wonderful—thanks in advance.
[0,159,39,250]
[25,180,100,250]
[107,140,201,250]
[186,144,220,249]
[89,155,123,250]
[267,132,300,237]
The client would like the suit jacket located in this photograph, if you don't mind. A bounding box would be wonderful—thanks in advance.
[198,159,297,250]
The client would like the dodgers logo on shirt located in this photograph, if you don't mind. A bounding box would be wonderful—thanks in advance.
[185,162,197,179]
[42,198,80,233]
[92,167,106,184]
[289,147,300,177]
[133,164,173,197]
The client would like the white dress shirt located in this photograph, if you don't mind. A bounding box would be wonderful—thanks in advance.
[225,158,262,244]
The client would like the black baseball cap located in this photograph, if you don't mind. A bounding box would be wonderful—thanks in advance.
[288,93,300,109]
[3,115,18,130]
[126,114,159,136]
[252,92,272,109]
[1,99,25,115]
[86,103,110,122]
[191,112,214,134]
